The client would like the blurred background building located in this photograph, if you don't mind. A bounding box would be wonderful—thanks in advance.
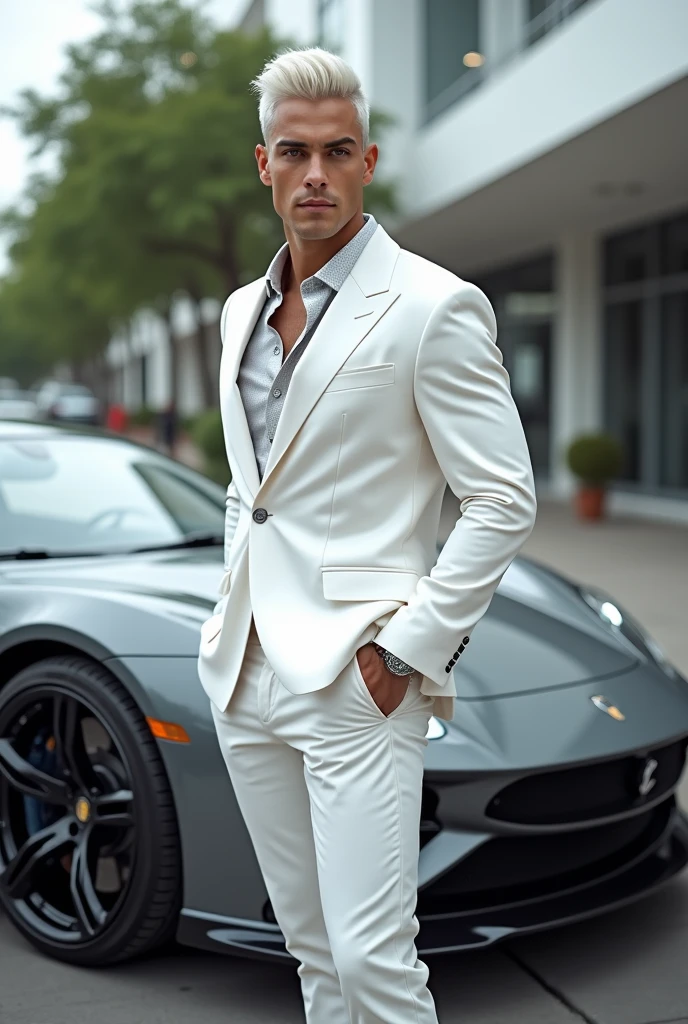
[215,0,688,522]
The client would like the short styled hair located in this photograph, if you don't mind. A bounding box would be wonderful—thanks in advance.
[250,47,370,149]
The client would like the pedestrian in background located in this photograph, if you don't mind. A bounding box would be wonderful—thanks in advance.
[159,400,177,458]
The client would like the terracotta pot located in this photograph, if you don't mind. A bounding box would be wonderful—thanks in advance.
[575,485,606,520]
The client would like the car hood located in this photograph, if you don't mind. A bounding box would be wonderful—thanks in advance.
[1,550,639,689]
[458,557,639,698]
[1,548,224,618]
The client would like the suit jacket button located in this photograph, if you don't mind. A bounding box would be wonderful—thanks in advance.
[252,508,269,524]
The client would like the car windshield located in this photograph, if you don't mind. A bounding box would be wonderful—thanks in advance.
[0,435,226,555]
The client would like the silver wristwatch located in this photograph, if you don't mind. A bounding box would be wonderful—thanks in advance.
[373,643,415,677]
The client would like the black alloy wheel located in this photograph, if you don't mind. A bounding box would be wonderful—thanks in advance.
[0,656,182,966]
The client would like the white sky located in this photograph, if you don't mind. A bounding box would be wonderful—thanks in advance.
[0,0,248,271]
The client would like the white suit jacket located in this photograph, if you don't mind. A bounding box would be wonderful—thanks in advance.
[197,225,537,721]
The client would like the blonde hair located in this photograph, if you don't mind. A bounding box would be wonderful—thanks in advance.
[251,47,370,148]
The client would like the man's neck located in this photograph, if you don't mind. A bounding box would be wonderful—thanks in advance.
[282,211,366,291]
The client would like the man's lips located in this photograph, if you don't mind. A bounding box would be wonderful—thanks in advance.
[298,200,336,207]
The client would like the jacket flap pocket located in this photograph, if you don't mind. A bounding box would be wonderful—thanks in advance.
[325,363,395,393]
[322,567,419,602]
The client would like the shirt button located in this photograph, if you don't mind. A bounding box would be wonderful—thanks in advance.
[273,346,280,355]
[273,388,281,398]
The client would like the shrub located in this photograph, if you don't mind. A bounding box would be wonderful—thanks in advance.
[566,433,624,486]
[191,409,229,485]
[128,405,156,427]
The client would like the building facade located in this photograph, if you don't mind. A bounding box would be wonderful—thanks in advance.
[236,0,688,522]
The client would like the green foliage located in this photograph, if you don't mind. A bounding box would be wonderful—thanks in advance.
[190,407,229,484]
[181,413,200,434]
[128,405,157,426]
[566,433,624,486]
[0,0,398,386]
[0,1,283,380]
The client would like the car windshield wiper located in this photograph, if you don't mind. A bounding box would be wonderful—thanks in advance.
[0,548,105,561]
[128,532,225,554]
[0,532,224,561]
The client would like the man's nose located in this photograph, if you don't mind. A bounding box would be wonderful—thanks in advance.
[303,156,328,189]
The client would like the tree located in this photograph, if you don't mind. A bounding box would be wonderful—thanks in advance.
[1,0,397,403]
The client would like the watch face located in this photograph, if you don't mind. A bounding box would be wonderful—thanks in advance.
[385,653,413,676]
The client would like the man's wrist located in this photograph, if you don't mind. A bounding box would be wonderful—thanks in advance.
[373,644,416,677]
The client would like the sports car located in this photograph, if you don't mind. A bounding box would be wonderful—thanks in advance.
[1,420,687,967]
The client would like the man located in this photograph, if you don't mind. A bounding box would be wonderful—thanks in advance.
[198,46,536,1024]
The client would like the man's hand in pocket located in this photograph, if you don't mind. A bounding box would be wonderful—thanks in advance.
[355,643,409,716]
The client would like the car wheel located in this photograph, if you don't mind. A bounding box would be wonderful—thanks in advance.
[0,655,182,966]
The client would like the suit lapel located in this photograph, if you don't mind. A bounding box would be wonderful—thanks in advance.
[259,227,401,490]
[219,279,266,497]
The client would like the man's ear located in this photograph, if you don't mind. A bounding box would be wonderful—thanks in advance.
[362,143,378,186]
[256,144,272,186]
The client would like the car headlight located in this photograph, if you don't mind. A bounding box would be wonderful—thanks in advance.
[577,585,677,678]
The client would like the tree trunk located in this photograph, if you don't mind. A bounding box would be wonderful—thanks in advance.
[187,286,216,409]
[70,360,86,385]
[161,303,179,409]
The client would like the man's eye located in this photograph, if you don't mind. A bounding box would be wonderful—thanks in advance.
[284,149,302,157]
[332,149,349,156]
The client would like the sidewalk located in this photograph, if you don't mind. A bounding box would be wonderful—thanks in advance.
[522,498,688,678]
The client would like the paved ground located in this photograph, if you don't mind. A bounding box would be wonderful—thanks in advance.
[1,500,688,1023]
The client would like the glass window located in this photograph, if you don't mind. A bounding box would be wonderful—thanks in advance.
[660,292,688,488]
[424,0,481,110]
[526,0,593,47]
[0,436,225,555]
[604,302,643,482]
[475,255,554,480]
[604,226,650,286]
[660,213,688,276]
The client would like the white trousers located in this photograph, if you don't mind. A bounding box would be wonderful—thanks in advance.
[210,620,440,1024]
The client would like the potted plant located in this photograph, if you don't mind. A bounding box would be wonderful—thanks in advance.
[565,433,624,520]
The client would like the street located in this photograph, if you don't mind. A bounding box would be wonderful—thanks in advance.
[2,876,688,1023]
[1,500,688,1024]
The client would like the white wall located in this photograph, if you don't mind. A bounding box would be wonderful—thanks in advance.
[550,231,603,496]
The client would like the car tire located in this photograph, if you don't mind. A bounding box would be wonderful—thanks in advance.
[0,655,182,966]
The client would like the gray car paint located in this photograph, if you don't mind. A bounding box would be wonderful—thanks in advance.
[2,424,688,942]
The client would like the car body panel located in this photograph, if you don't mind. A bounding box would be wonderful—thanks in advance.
[0,393,39,421]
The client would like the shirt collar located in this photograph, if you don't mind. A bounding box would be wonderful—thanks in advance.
[264,213,378,298]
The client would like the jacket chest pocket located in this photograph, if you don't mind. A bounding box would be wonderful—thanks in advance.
[324,362,395,394]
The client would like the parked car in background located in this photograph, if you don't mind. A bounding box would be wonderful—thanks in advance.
[35,381,101,425]
[0,389,39,421]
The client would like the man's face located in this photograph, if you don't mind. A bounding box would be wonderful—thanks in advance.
[255,97,378,240]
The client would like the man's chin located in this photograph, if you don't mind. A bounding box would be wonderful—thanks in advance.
[290,210,341,240]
